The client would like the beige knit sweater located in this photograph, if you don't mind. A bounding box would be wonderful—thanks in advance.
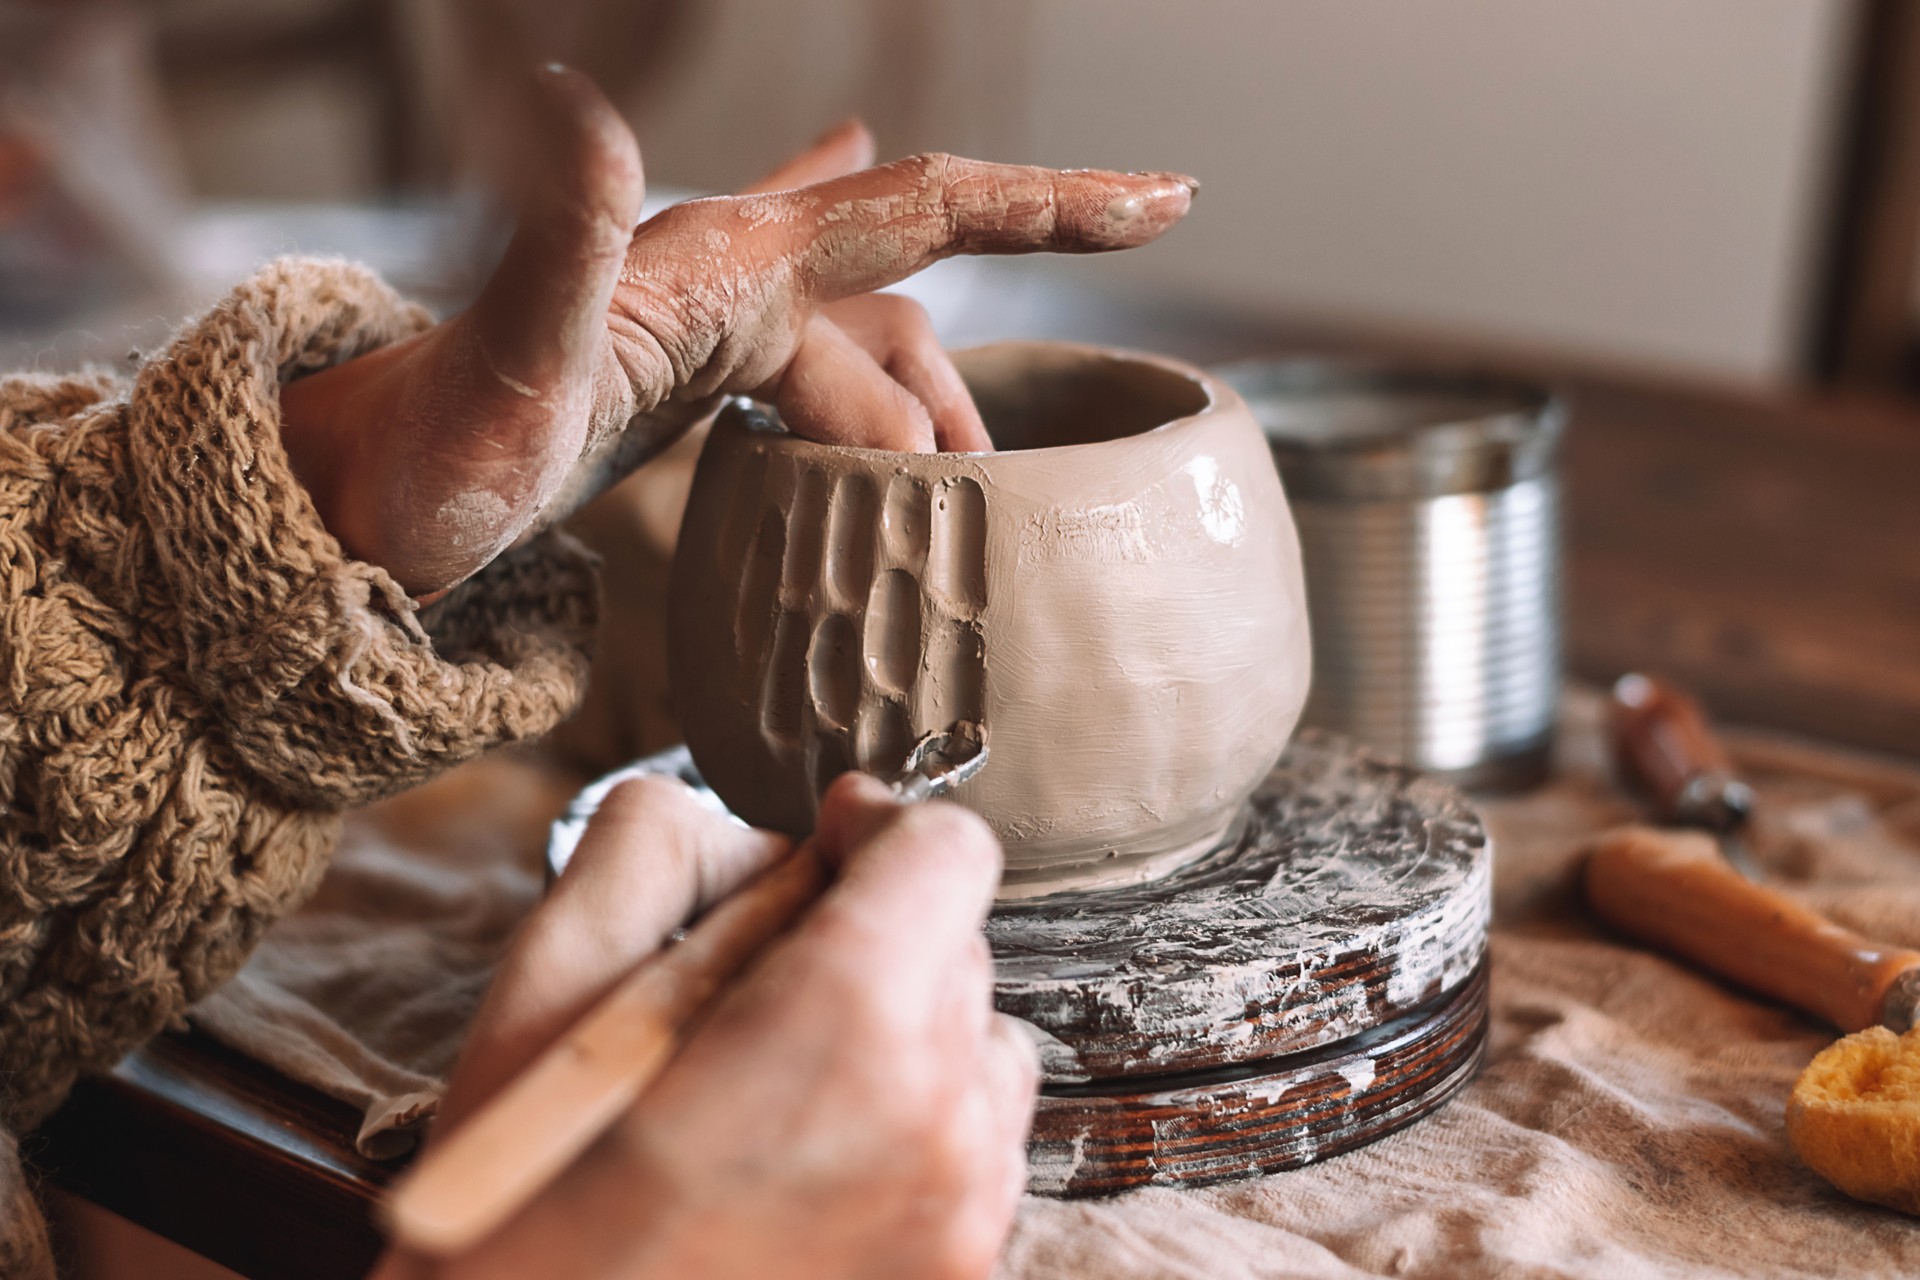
[0,259,600,1275]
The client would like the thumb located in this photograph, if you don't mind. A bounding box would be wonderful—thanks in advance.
[467,64,644,397]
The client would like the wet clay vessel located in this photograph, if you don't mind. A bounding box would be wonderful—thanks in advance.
[668,342,1311,895]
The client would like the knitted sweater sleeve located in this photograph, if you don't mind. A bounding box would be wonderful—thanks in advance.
[0,263,598,1174]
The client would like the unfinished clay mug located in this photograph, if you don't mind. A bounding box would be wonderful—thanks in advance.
[668,341,1310,896]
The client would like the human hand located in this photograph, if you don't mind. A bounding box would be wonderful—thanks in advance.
[279,66,1195,596]
[373,771,1034,1280]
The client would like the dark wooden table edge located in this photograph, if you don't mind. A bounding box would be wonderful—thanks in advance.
[29,1032,393,1280]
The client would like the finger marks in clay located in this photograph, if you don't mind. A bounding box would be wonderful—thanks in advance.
[854,697,916,780]
[929,476,988,615]
[735,509,784,681]
[922,621,987,740]
[862,569,921,694]
[760,608,810,747]
[822,473,877,608]
[882,473,931,570]
[716,445,991,817]
[806,613,861,730]
[779,469,830,601]
[717,447,770,568]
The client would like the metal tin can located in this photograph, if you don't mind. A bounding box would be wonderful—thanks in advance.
[1215,360,1566,790]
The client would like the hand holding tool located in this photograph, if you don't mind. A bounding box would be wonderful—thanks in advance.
[385,723,988,1257]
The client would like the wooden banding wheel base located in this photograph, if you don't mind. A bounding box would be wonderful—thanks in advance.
[550,731,1491,1197]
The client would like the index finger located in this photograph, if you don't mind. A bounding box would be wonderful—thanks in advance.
[795,153,1197,302]
[662,153,1196,307]
[803,773,1004,989]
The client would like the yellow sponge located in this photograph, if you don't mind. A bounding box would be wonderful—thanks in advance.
[1788,1026,1920,1213]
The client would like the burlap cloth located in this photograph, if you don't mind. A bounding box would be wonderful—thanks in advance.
[189,688,1920,1276]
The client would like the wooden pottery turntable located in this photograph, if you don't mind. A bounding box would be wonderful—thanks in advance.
[549,730,1491,1196]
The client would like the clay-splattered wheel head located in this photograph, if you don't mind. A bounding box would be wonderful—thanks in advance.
[667,341,1311,895]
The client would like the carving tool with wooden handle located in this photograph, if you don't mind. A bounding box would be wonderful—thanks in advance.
[1607,673,1760,879]
[385,723,988,1258]
[1585,826,1920,1034]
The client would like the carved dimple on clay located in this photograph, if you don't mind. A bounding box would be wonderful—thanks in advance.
[824,474,877,608]
[781,469,829,604]
[736,509,786,669]
[760,609,810,747]
[882,473,930,571]
[925,619,986,727]
[929,476,987,614]
[716,447,770,570]
[854,697,916,775]
[862,569,923,695]
[807,613,861,730]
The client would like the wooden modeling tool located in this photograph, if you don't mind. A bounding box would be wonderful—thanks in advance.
[385,723,989,1258]
[1595,674,1920,1031]
[1585,826,1920,1034]
[1607,673,1759,878]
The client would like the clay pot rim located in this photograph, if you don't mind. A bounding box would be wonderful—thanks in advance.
[726,339,1242,463]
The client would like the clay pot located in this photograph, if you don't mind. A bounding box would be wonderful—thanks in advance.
[668,341,1310,896]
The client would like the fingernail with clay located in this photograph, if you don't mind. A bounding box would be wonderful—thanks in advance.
[1127,170,1201,192]
[1139,170,1200,196]
[1105,173,1196,234]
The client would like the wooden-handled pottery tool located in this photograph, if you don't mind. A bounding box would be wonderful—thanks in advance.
[1586,826,1920,1034]
[1591,827,1920,1217]
[385,724,989,1257]
[1607,673,1759,878]
[1597,674,1920,1030]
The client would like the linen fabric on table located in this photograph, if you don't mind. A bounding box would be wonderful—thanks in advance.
[192,691,1920,1278]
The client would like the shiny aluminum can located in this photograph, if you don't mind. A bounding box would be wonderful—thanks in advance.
[1215,360,1565,790]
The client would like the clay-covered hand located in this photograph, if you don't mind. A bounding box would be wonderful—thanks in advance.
[373,772,1035,1280]
[280,66,1195,596]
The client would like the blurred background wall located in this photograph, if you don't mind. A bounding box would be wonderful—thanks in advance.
[637,0,1855,381]
[3,0,1917,388]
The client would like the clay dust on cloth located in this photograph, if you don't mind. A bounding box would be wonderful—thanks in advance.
[191,692,1920,1277]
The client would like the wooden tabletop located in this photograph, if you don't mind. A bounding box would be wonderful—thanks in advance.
[27,356,1920,1279]
[1559,375,1920,761]
[33,1032,389,1280]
